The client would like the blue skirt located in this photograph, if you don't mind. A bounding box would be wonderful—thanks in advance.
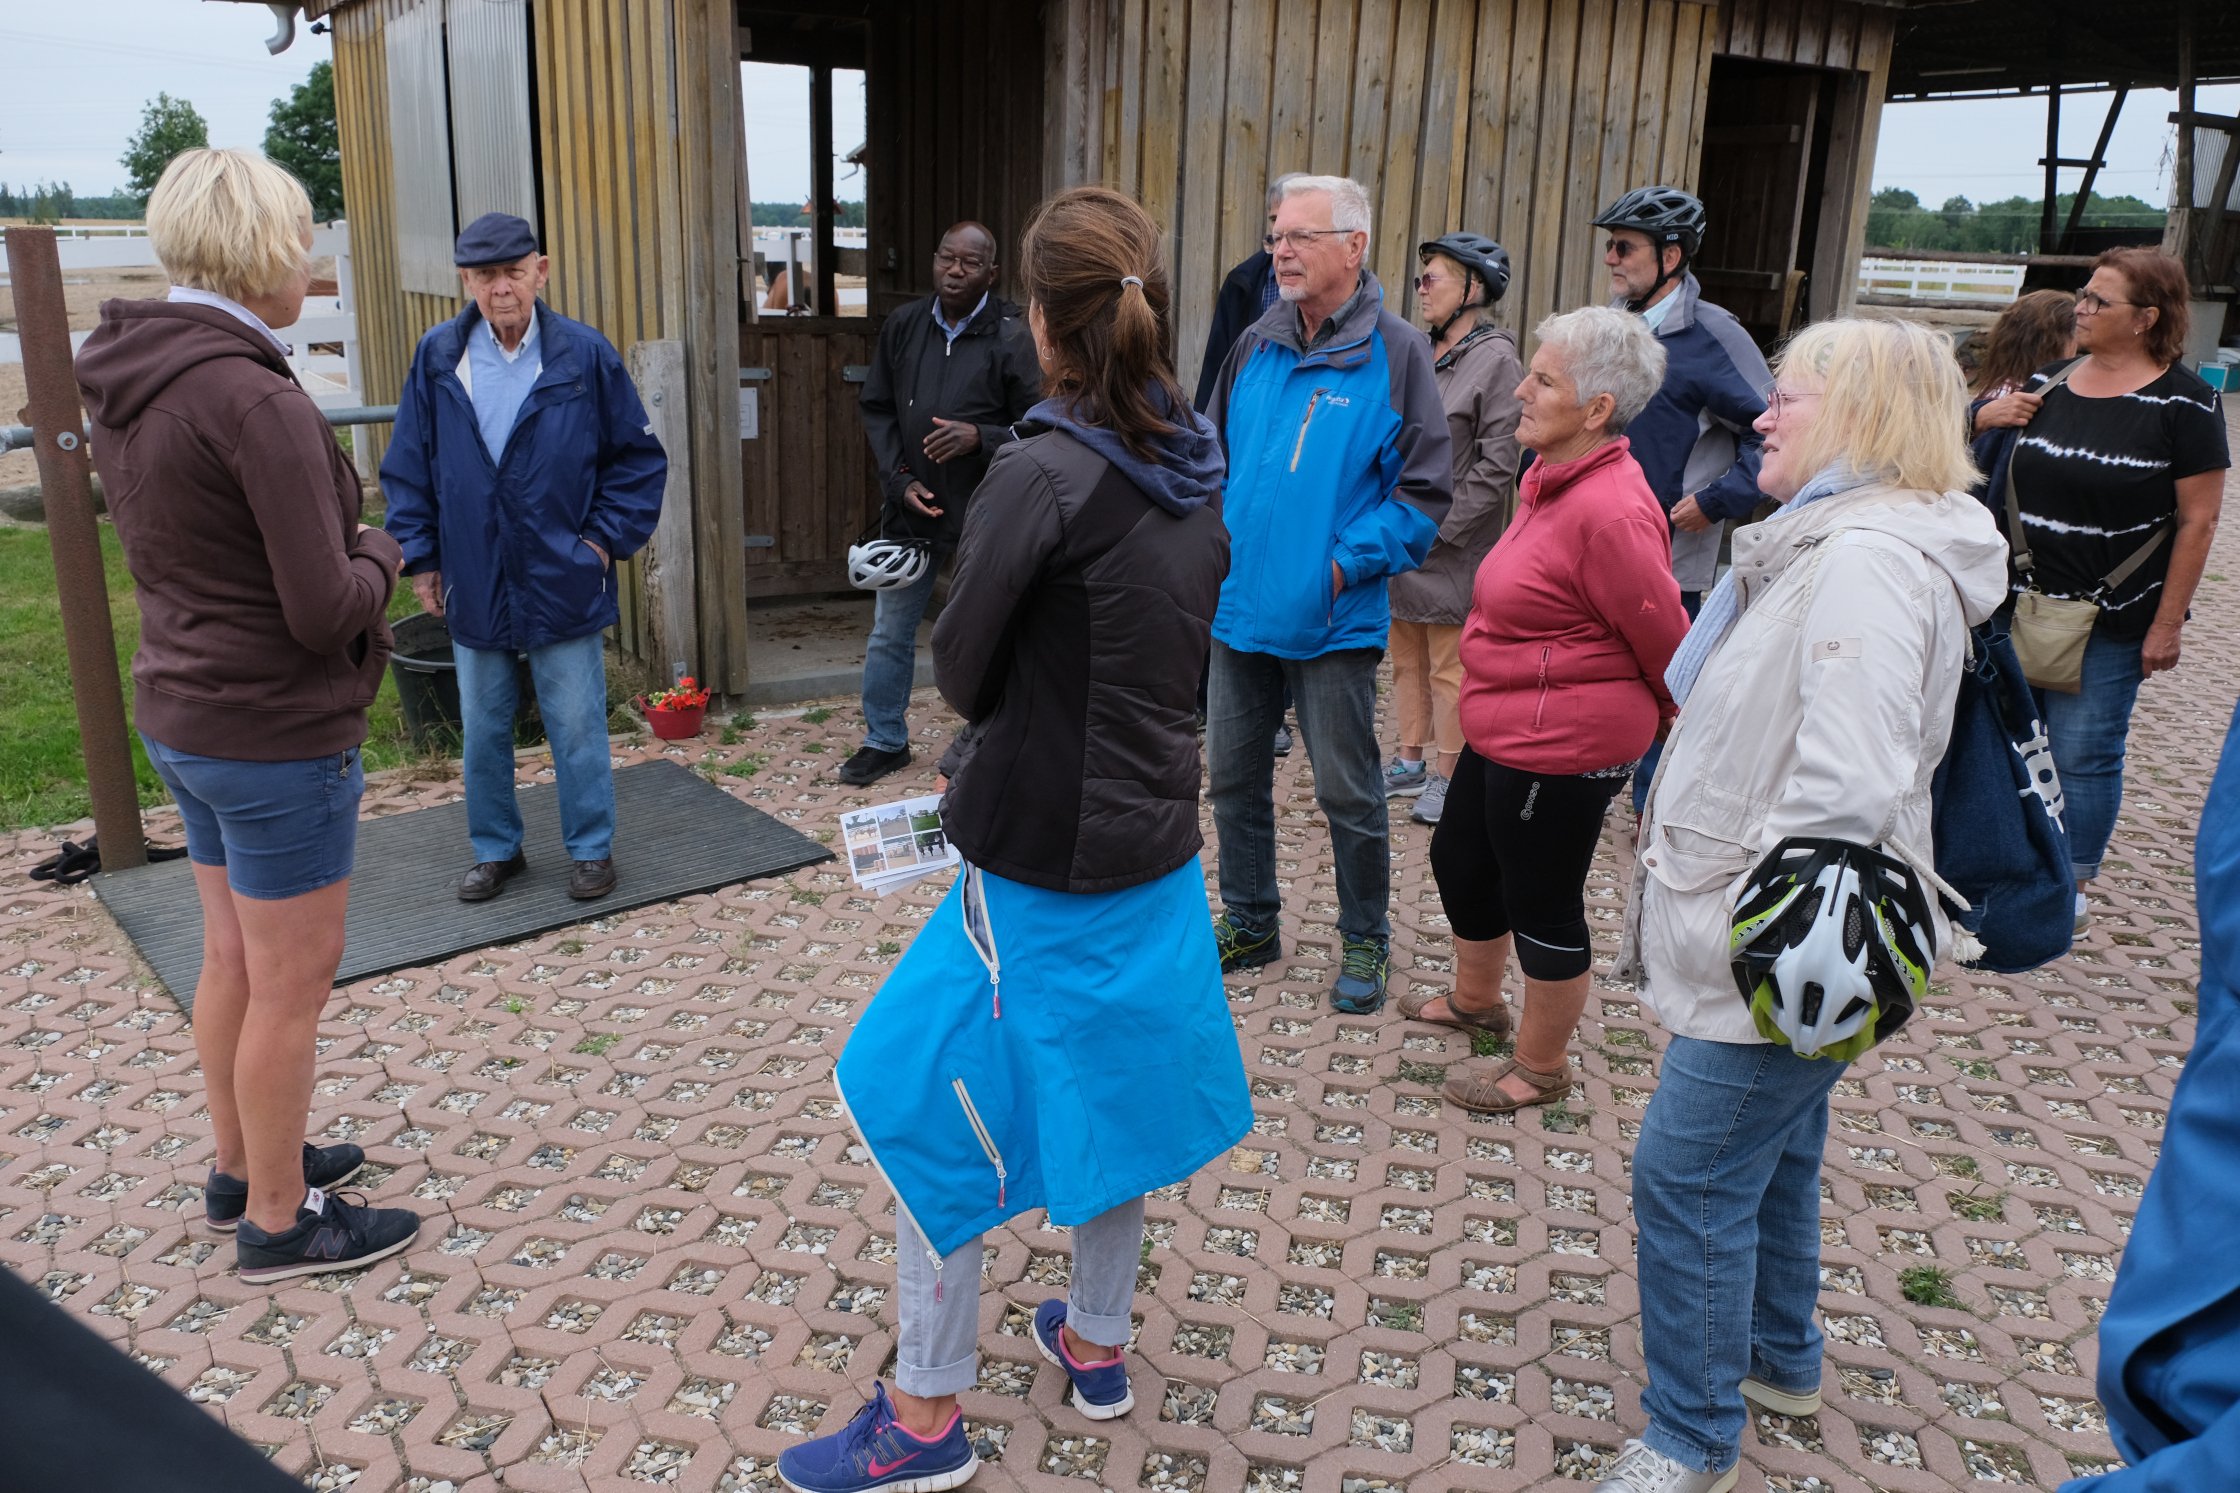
[836,857,1252,1259]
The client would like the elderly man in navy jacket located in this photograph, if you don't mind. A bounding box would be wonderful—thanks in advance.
[382,213,667,904]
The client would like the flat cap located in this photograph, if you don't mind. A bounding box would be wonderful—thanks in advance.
[454,212,539,267]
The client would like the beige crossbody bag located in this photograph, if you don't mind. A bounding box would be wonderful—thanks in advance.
[2000,359,2171,693]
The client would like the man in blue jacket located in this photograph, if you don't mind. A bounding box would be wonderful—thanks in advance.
[382,213,667,904]
[1204,174,1452,1014]
[2059,702,2240,1492]
[1592,186,1770,813]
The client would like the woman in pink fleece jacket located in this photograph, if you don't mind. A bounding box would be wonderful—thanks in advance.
[1399,306,1688,1113]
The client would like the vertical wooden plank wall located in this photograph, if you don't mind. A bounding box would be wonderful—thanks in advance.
[1051,0,1734,397]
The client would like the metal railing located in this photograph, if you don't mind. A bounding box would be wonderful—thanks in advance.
[1,405,397,459]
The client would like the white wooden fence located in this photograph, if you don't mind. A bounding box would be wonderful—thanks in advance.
[1854,255,2026,307]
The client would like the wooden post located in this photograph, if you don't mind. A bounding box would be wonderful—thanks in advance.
[2059,88,2128,253]
[2166,0,2203,277]
[2039,75,2062,256]
[626,340,700,687]
[5,228,146,870]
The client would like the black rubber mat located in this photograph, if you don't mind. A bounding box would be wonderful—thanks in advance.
[92,759,831,1011]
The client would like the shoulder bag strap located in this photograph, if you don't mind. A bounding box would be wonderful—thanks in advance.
[2002,357,2087,578]
[2095,524,2173,598]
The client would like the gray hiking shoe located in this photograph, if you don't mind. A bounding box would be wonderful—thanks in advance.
[1410,771,1448,825]
[1591,1440,1737,1493]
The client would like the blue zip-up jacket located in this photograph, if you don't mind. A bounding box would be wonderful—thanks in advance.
[1207,270,1452,659]
[2058,701,2240,1493]
[380,301,667,652]
[1620,272,1770,525]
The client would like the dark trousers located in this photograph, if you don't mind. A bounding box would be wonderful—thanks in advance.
[1430,748,1623,981]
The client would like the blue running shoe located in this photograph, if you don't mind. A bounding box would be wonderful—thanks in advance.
[1032,1298,1134,1419]
[777,1382,979,1493]
[1332,935,1390,1014]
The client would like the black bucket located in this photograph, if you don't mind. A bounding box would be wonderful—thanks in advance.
[387,613,541,751]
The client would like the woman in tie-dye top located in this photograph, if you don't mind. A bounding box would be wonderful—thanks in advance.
[2002,247,2228,930]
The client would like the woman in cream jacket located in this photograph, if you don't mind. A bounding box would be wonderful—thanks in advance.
[1597,319,2011,1493]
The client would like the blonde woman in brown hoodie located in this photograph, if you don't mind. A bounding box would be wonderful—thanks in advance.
[76,149,421,1283]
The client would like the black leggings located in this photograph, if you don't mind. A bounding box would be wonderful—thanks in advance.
[1429,748,1624,981]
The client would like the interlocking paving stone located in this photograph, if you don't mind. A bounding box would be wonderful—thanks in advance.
[3,443,2237,1489]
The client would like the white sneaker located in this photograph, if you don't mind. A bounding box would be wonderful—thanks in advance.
[1593,1440,1738,1493]
[1740,1377,1822,1417]
[2073,891,2089,935]
[1410,771,1448,825]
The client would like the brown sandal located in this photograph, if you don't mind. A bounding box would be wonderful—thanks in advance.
[1444,1057,1572,1115]
[1396,987,1512,1040]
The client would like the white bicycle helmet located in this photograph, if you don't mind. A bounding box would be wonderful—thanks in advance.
[1729,837,1935,1061]
[846,531,933,592]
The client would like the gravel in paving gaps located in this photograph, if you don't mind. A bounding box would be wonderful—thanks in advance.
[1451,1424,1517,1467]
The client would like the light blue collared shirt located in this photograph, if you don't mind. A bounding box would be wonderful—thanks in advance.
[932,291,988,346]
[167,285,290,355]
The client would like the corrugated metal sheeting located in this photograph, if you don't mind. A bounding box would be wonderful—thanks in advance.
[383,0,459,297]
[447,0,540,230]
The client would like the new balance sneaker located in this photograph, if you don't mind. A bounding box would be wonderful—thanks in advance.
[1332,935,1391,1014]
[1271,723,1293,757]
[1410,771,1449,825]
[1383,758,1429,797]
[1212,912,1280,974]
[235,1188,420,1285]
[1591,1439,1738,1493]
[777,1381,978,1493]
[1032,1298,1134,1419]
[205,1142,367,1231]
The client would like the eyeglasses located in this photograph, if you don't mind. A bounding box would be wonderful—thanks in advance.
[2075,290,2136,313]
[934,252,989,273]
[1264,228,1353,252]
[1765,386,1821,419]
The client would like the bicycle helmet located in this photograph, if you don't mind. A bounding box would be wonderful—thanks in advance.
[846,529,933,592]
[1592,185,1708,259]
[1419,232,1512,305]
[1729,837,1936,1061]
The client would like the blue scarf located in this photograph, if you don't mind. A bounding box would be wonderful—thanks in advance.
[1664,465,1871,706]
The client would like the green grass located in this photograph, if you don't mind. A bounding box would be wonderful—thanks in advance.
[1949,1188,2008,1222]
[801,706,832,725]
[571,1032,620,1056]
[1898,1265,1962,1309]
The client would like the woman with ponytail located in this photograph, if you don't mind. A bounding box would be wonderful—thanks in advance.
[784,188,1251,1493]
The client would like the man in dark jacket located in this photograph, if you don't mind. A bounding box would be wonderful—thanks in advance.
[1204,174,1452,1015]
[1192,173,1301,411]
[840,222,1041,787]
[382,213,667,904]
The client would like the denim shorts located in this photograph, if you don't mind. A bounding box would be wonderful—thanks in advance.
[141,735,364,900]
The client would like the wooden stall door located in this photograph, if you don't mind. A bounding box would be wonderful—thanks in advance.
[739,324,879,595]
[1694,57,1837,345]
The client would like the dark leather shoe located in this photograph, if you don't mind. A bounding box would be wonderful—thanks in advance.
[568,858,617,900]
[456,851,527,902]
[837,744,912,786]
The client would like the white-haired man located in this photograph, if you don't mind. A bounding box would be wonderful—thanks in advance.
[1202,174,1453,1014]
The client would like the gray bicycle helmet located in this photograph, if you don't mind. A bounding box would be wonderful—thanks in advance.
[1418,232,1512,305]
[1592,185,1708,259]
[846,529,934,592]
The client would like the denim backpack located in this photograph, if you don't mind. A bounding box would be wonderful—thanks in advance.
[1930,621,2075,971]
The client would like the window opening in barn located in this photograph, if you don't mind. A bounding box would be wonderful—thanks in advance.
[741,60,868,318]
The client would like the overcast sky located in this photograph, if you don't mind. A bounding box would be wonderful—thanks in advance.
[2,7,2234,217]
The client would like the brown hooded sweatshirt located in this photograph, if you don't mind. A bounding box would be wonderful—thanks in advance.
[76,299,402,760]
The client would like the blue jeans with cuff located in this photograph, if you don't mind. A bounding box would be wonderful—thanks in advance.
[2031,626,2146,882]
[457,630,615,864]
[1206,641,1389,941]
[1631,1034,1846,1472]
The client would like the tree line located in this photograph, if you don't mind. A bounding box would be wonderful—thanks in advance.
[1865,187,2166,255]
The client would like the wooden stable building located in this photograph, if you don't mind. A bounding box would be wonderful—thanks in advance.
[298,0,1916,694]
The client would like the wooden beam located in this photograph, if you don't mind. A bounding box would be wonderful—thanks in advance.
[2039,69,2061,254]
[627,339,700,682]
[2059,87,2127,252]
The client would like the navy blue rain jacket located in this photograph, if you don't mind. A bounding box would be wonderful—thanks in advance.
[2057,702,2240,1491]
[380,302,667,652]
[1620,272,1770,522]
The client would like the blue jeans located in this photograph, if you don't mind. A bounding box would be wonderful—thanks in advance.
[2031,627,2146,881]
[859,553,947,753]
[457,631,615,863]
[1632,1035,1846,1472]
[1206,641,1388,941]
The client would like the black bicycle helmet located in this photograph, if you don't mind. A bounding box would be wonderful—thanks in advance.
[1418,232,1512,304]
[1592,185,1708,258]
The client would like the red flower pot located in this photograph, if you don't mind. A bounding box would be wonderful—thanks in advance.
[639,698,706,740]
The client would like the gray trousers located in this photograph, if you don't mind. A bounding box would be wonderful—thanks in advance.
[894,1197,1145,1396]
